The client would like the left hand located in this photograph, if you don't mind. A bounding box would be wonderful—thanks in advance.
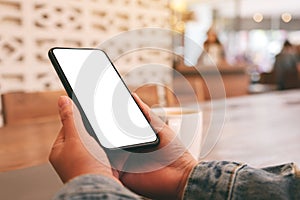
[49,96,118,183]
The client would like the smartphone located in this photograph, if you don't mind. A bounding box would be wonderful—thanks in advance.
[48,47,159,150]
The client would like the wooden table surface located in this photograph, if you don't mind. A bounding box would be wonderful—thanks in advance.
[200,89,300,168]
[0,118,61,172]
[1,89,300,172]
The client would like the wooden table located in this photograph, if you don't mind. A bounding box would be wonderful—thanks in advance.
[0,116,63,200]
[1,89,300,172]
[199,89,300,167]
[0,118,61,172]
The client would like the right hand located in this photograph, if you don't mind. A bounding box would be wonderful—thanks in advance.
[110,94,198,200]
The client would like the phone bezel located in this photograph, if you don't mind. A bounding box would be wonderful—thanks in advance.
[48,47,159,150]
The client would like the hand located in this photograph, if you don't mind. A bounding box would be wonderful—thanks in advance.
[110,94,198,200]
[49,96,118,183]
[50,95,197,199]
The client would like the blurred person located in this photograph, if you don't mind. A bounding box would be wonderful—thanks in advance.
[50,95,300,200]
[273,40,299,90]
[295,44,300,74]
[197,27,228,68]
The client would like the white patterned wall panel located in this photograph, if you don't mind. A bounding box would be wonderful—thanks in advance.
[0,0,171,126]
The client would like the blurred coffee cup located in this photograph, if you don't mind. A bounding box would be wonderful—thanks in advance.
[151,107,202,160]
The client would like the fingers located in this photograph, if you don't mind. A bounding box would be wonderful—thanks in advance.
[58,96,78,139]
[132,93,170,136]
[132,93,151,121]
[132,94,177,149]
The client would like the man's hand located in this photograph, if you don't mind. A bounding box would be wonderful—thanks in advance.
[111,94,198,200]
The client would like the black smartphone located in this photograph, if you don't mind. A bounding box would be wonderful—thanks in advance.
[48,47,159,150]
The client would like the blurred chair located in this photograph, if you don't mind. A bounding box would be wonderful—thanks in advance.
[130,84,177,107]
[129,78,205,107]
[172,76,205,104]
[123,64,175,107]
[248,72,277,94]
[259,71,276,85]
[1,90,66,126]
[0,90,65,172]
[191,78,205,102]
[0,91,65,199]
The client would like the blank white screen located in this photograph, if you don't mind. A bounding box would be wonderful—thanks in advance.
[53,48,157,149]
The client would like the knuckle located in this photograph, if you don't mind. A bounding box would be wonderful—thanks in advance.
[60,107,74,122]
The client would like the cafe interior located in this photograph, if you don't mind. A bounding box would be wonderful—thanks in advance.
[1,0,300,199]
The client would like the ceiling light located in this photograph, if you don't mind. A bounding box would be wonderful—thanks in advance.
[170,0,187,13]
[281,13,292,23]
[253,13,263,23]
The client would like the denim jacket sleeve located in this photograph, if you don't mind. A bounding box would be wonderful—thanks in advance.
[53,174,142,200]
[52,161,300,200]
[183,161,300,200]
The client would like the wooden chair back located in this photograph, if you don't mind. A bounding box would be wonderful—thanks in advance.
[1,90,66,125]
[130,84,177,107]
[131,78,205,108]
[172,76,205,104]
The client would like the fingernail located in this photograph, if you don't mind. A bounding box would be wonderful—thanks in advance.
[58,96,70,109]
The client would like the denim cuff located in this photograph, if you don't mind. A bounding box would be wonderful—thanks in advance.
[183,161,245,200]
[183,161,300,200]
[53,174,141,200]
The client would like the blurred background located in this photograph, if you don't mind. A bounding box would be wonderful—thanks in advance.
[1,0,300,112]
[0,0,300,199]
[171,0,300,99]
[174,0,300,69]
[1,0,299,115]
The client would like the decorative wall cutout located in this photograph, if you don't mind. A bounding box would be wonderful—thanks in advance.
[0,0,171,126]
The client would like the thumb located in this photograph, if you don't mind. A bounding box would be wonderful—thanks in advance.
[58,96,78,139]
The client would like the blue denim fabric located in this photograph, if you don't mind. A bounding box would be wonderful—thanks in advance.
[53,161,300,200]
[183,161,300,200]
[53,175,142,200]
